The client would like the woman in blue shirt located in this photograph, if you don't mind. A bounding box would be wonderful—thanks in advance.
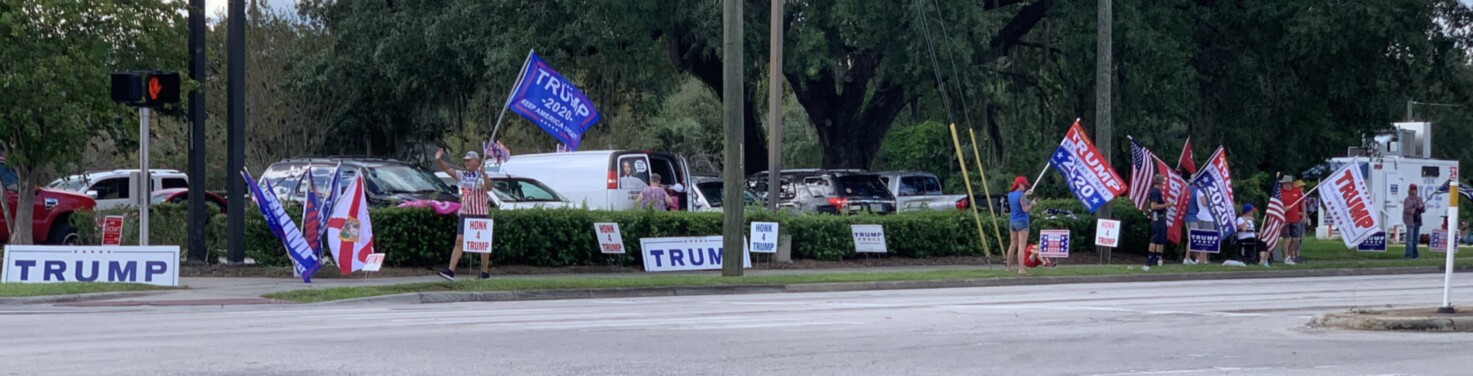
[1008,176,1033,274]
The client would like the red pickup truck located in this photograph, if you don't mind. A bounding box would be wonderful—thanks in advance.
[0,188,96,245]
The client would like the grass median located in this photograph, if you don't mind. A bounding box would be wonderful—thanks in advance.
[0,283,176,298]
[265,256,1473,303]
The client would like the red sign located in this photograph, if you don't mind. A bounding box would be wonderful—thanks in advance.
[102,215,125,246]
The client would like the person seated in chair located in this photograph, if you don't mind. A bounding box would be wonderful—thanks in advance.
[1234,203,1269,267]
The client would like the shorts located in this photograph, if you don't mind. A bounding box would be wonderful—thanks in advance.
[1010,220,1030,232]
[1150,220,1168,245]
[457,215,488,235]
[1282,222,1303,238]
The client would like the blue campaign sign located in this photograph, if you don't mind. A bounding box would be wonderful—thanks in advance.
[1191,171,1237,242]
[1188,229,1220,253]
[1357,231,1387,252]
[507,52,602,150]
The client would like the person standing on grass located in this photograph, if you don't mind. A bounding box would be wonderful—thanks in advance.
[1184,171,1213,265]
[1404,184,1426,259]
[435,148,494,281]
[1007,176,1033,274]
[1278,176,1308,265]
[637,173,669,211]
[1146,174,1172,269]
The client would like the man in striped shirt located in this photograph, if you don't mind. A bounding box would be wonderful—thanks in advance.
[437,148,494,281]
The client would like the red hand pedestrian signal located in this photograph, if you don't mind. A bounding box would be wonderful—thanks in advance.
[148,76,162,101]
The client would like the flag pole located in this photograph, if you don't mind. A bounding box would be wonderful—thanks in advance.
[1029,118,1080,193]
[489,49,536,143]
[949,123,993,259]
[969,128,1007,250]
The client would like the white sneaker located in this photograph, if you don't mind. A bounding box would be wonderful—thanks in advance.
[1284,258,1297,266]
[1260,261,1271,268]
[1223,260,1246,267]
[1142,265,1151,272]
[1183,259,1196,265]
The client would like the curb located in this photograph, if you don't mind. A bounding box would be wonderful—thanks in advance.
[1310,310,1473,332]
[316,266,1461,305]
[0,291,168,306]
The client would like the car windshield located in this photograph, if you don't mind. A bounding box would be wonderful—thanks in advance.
[697,181,759,207]
[490,178,562,202]
[366,165,454,195]
[836,176,892,199]
[49,178,89,192]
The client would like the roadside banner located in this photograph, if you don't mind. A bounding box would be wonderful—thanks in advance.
[639,236,750,272]
[506,51,602,150]
[750,222,779,253]
[1319,163,1381,248]
[2,246,180,286]
[1190,147,1237,242]
[851,224,887,253]
[1187,229,1220,254]
[101,215,125,246]
[1039,229,1070,258]
[1047,121,1127,213]
[1094,219,1120,247]
[1358,231,1387,252]
[243,170,321,282]
[1431,230,1448,252]
[461,218,494,254]
[594,222,625,254]
[363,253,385,272]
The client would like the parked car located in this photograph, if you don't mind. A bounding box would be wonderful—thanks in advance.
[498,150,694,210]
[150,188,228,214]
[690,175,763,211]
[0,188,96,245]
[435,171,572,210]
[48,169,189,210]
[259,157,458,207]
[873,171,970,212]
[745,170,896,214]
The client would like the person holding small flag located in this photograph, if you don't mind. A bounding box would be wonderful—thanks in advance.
[1277,175,1308,265]
[435,147,495,281]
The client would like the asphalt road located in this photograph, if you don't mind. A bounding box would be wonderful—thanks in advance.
[3,274,1472,376]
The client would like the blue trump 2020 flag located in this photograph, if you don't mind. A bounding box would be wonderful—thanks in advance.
[243,170,321,283]
[506,52,602,150]
[1047,121,1127,213]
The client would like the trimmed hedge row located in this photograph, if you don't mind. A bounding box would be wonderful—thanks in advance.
[73,200,1169,267]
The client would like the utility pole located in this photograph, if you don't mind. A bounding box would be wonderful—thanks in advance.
[766,0,783,211]
[1094,0,1113,264]
[722,0,745,277]
[227,0,246,263]
[187,0,207,263]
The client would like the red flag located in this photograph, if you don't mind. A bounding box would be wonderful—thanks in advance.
[1177,137,1197,176]
[1154,156,1190,244]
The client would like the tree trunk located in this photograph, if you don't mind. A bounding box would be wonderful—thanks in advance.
[10,174,34,245]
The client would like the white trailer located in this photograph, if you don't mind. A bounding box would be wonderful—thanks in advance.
[1319,156,1459,241]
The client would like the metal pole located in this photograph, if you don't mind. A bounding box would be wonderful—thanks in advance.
[721,0,745,277]
[969,128,1006,251]
[488,50,535,142]
[766,0,783,211]
[1440,178,1459,313]
[1094,0,1114,263]
[138,108,151,246]
[187,0,207,262]
[949,124,991,258]
[226,0,246,263]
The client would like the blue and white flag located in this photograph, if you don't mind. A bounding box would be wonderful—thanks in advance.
[506,51,602,150]
[1047,121,1127,213]
[1190,147,1237,242]
[243,170,320,283]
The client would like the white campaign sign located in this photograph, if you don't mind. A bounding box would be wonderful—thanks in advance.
[2,246,180,286]
[750,222,779,253]
[462,218,495,254]
[851,224,887,253]
[1094,219,1121,247]
[639,236,751,272]
[362,253,385,272]
[594,222,625,254]
[1320,164,1380,248]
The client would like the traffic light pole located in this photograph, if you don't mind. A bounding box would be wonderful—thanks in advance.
[138,108,151,246]
[187,0,207,262]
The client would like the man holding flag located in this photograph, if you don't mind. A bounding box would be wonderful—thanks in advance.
[436,146,494,281]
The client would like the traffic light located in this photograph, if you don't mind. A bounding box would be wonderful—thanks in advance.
[111,71,180,107]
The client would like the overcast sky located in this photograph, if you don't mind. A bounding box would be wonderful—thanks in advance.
[204,0,296,18]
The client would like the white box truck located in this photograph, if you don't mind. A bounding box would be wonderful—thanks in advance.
[1318,122,1459,243]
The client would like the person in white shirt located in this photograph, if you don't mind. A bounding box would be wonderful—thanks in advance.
[1235,203,1270,267]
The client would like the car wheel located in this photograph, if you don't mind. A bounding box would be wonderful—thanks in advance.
[47,219,79,246]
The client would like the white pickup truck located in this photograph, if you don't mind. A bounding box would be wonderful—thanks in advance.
[873,171,970,212]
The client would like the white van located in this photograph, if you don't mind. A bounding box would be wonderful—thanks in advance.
[499,150,694,210]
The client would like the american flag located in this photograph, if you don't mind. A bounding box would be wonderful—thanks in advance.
[1128,138,1156,211]
[1262,183,1287,252]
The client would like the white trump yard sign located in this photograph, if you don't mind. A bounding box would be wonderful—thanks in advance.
[851,224,887,253]
[2,246,180,286]
[639,236,750,272]
[462,218,494,254]
[750,222,779,253]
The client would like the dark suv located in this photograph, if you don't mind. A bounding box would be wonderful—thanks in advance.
[745,170,896,214]
[259,157,459,207]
